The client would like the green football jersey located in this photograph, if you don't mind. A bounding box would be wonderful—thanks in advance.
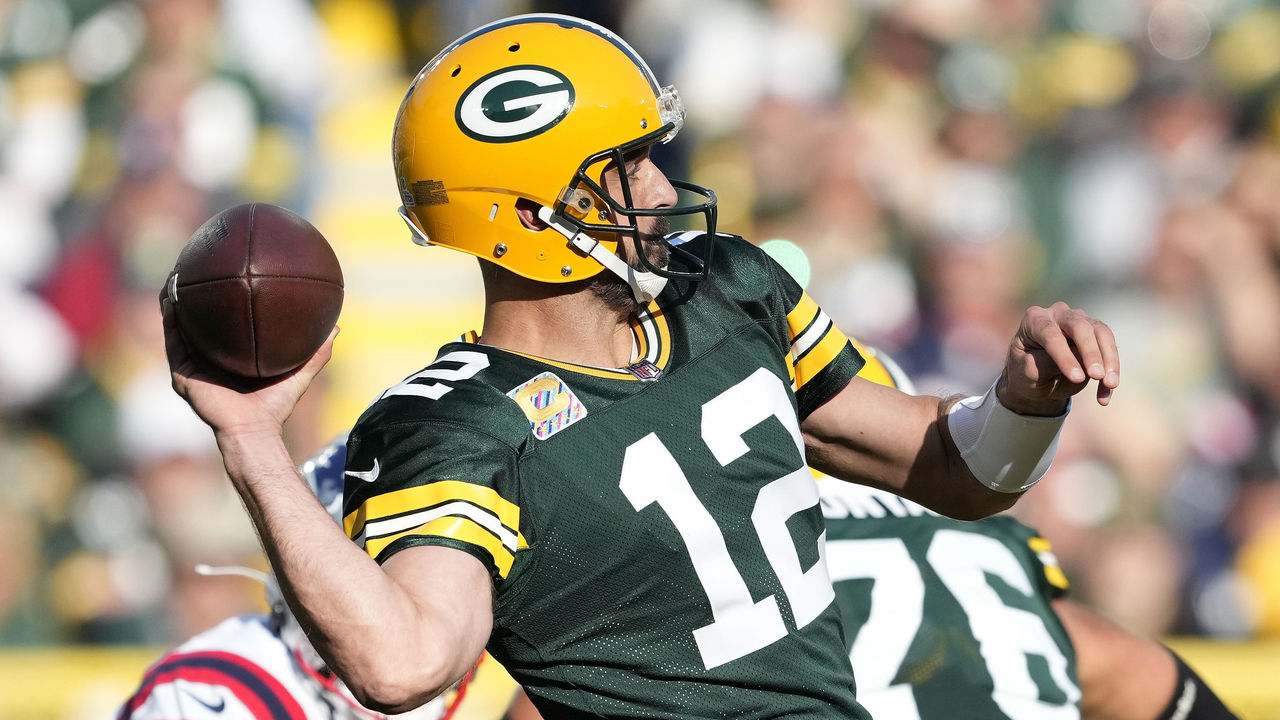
[818,479,1081,720]
[343,235,870,719]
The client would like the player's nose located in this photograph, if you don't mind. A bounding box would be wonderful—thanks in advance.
[637,158,678,210]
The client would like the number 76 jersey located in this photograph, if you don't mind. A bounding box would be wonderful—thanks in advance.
[819,480,1082,720]
[343,235,871,719]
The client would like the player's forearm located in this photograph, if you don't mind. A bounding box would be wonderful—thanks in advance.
[804,385,1020,520]
[214,430,461,712]
[892,393,1023,520]
[1056,600,1240,720]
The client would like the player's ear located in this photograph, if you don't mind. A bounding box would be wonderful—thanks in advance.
[515,198,548,231]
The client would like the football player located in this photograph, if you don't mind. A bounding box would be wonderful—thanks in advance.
[117,440,531,720]
[827,344,1239,720]
[160,13,1119,718]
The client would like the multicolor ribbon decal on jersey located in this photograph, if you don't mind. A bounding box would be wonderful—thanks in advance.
[508,372,588,440]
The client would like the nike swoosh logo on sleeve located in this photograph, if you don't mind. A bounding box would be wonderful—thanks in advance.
[345,459,380,483]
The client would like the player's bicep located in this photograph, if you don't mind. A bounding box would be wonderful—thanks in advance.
[383,544,494,686]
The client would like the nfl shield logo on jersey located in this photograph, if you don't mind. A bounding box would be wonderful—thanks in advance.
[626,359,663,381]
[507,372,588,440]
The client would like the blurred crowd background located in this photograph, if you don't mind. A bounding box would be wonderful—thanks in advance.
[3,0,1280,709]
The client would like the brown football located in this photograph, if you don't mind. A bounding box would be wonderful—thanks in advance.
[168,203,344,379]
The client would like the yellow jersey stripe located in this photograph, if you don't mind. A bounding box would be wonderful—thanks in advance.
[629,313,650,362]
[853,341,895,387]
[457,333,638,380]
[787,292,841,383]
[1044,564,1070,591]
[1028,536,1070,590]
[345,480,520,540]
[786,293,822,341]
[364,515,516,578]
[794,324,850,391]
[628,300,671,368]
[362,500,525,553]
[521,354,638,380]
[649,301,671,368]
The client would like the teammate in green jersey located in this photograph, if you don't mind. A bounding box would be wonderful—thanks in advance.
[161,13,1119,718]
[827,344,1239,720]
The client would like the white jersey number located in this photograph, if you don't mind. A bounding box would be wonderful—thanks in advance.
[827,531,1082,720]
[381,350,490,401]
[619,368,833,669]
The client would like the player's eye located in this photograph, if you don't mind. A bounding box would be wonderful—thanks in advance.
[623,148,649,180]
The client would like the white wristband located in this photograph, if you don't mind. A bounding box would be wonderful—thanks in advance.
[947,382,1068,493]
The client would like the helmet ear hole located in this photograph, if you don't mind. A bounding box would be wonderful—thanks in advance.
[515,197,549,230]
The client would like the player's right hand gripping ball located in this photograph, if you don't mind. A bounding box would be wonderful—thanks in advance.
[167,203,344,379]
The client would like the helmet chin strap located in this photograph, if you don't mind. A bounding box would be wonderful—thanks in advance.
[538,206,667,303]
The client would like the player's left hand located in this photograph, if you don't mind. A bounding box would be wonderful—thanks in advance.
[997,302,1119,415]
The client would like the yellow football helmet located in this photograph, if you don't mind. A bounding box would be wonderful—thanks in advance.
[393,14,717,300]
[852,339,917,395]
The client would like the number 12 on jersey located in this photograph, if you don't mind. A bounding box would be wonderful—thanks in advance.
[619,369,835,669]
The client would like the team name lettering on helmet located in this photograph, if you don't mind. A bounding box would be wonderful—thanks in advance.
[456,65,575,143]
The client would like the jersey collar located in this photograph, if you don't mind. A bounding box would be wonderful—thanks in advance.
[456,298,672,382]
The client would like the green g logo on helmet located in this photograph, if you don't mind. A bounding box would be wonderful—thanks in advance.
[456,65,575,143]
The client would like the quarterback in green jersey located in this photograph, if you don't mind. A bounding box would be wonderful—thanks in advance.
[342,232,871,718]
[827,346,1240,720]
[160,13,1120,719]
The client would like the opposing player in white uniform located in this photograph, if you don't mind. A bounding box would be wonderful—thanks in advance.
[118,441,524,720]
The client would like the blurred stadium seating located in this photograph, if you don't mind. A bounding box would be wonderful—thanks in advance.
[2,0,1280,716]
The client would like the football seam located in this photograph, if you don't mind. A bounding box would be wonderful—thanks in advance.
[246,203,258,377]
[175,276,344,289]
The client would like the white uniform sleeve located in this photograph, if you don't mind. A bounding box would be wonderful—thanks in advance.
[117,616,316,720]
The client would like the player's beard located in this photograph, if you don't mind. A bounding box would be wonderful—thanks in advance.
[584,216,671,314]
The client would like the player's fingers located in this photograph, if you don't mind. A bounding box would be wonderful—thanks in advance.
[1022,307,1085,384]
[158,292,193,379]
[1054,305,1105,382]
[1093,320,1120,389]
[1022,346,1065,386]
